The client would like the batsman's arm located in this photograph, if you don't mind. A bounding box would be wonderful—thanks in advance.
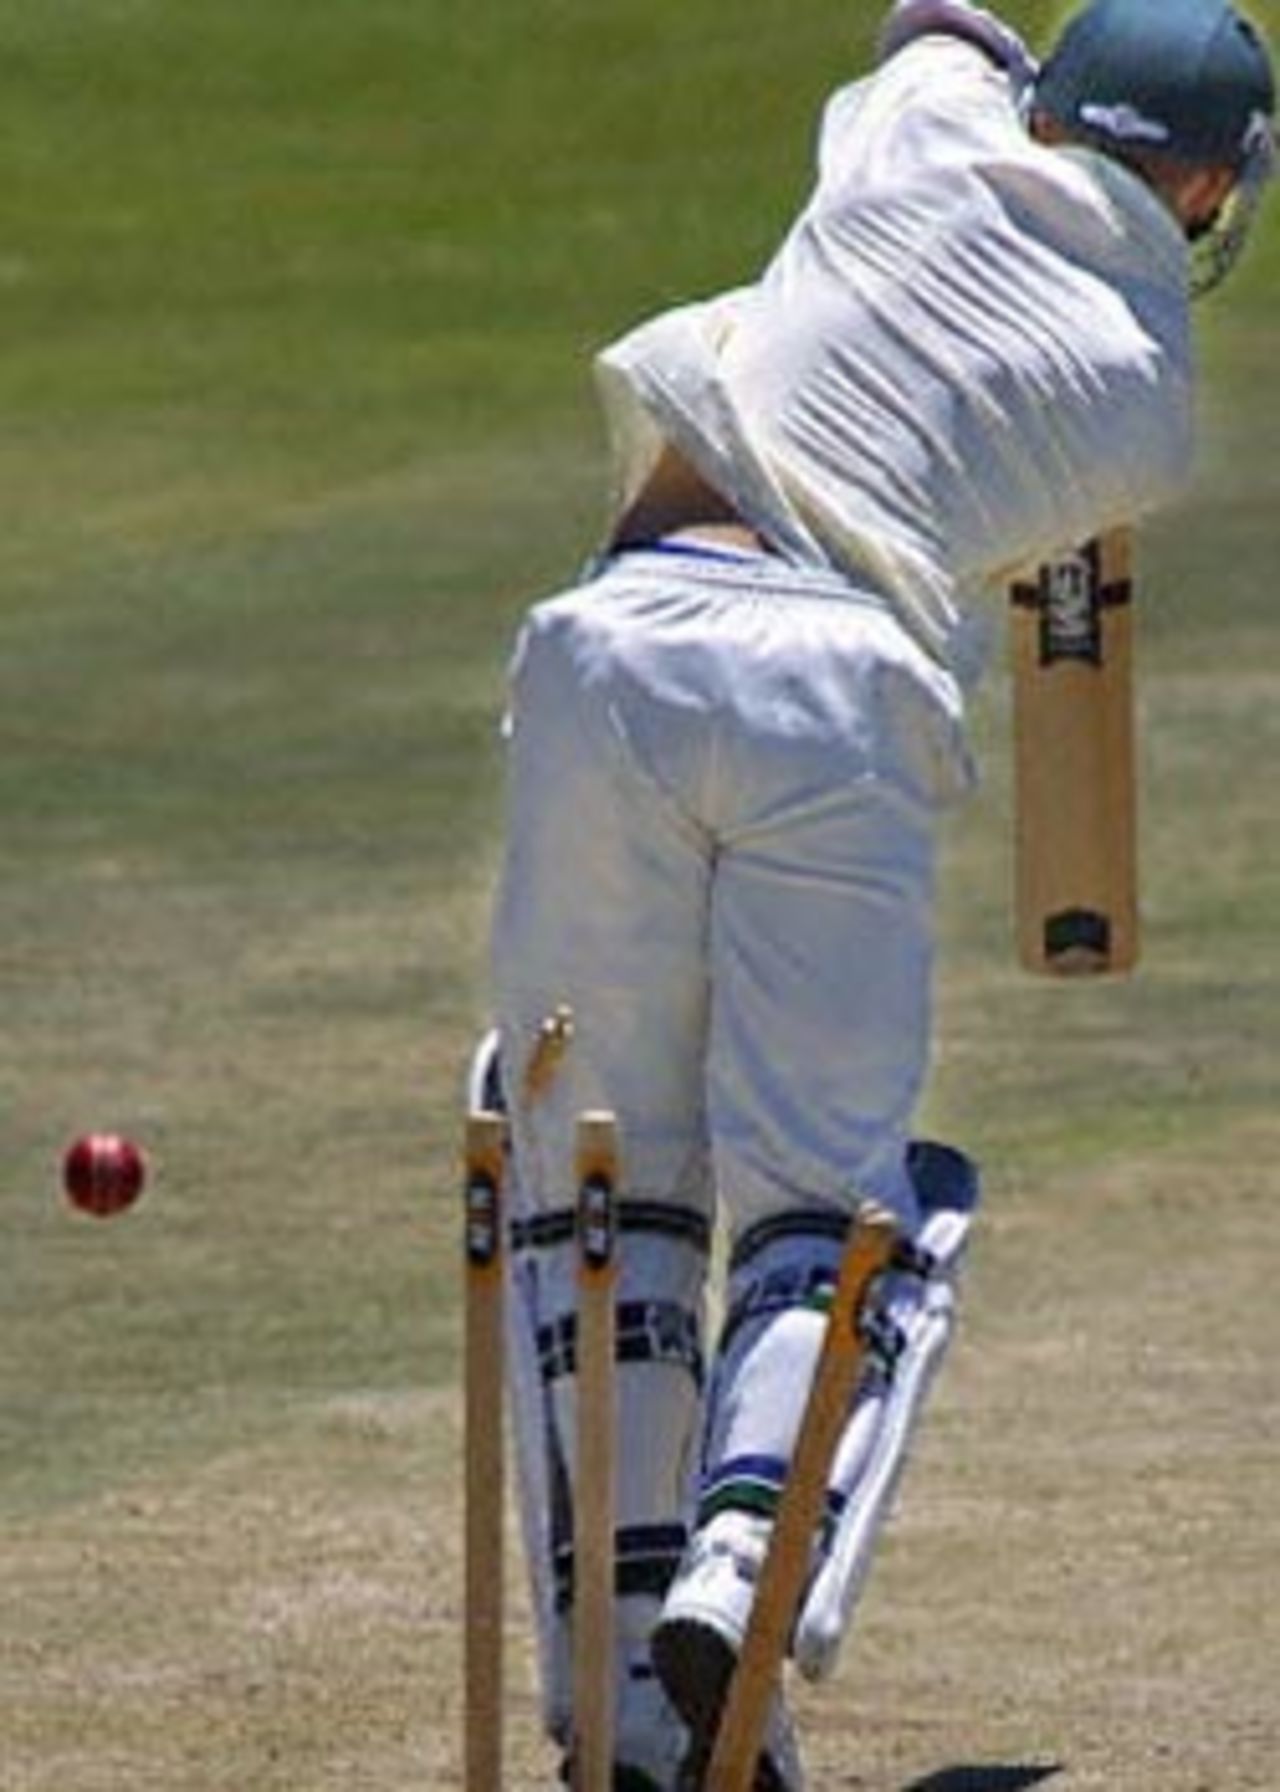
[878,0,1037,80]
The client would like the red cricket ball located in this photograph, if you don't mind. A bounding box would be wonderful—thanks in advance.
[62,1133,147,1218]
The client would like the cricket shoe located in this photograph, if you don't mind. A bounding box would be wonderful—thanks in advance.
[650,1514,806,1791]
[557,1769,664,1791]
[557,1661,689,1790]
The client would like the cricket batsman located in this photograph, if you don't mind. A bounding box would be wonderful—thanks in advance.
[482,1,1274,1784]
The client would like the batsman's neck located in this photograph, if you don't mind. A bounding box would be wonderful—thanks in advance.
[1029,111,1237,239]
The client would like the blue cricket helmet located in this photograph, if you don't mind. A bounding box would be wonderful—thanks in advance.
[1036,0,1275,168]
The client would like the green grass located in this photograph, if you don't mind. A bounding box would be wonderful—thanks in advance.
[2,1,1278,1784]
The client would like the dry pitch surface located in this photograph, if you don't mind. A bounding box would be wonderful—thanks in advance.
[5,1112,1278,1790]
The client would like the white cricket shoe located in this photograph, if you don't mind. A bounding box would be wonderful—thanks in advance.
[650,1514,806,1791]
[618,1664,691,1789]
[557,1656,689,1790]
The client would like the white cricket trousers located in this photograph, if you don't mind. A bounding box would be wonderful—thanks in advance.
[491,545,974,1241]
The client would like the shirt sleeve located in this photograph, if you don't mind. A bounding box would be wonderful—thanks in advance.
[878,0,1036,86]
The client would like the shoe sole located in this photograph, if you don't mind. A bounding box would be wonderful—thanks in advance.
[651,1618,787,1792]
[558,1759,662,1790]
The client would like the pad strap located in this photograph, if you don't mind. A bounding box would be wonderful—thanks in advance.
[729,1137,978,1279]
[553,1521,688,1615]
[537,1299,704,1388]
[724,1219,933,1367]
[513,1199,711,1255]
[696,1453,862,1546]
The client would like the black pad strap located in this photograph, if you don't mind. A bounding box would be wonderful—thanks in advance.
[730,1138,978,1276]
[553,1521,688,1614]
[729,1207,849,1274]
[537,1299,704,1389]
[513,1198,710,1255]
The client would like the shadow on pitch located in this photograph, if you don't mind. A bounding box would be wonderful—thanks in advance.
[902,1767,1063,1792]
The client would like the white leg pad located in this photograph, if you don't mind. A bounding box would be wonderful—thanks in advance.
[793,1141,980,1682]
[535,1223,706,1747]
[467,1033,708,1755]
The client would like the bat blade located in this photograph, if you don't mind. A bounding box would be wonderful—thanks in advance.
[1010,528,1138,977]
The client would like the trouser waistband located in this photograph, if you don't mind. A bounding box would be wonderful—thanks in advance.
[596,539,895,611]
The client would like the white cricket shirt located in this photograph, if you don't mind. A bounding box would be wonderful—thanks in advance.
[595,33,1194,683]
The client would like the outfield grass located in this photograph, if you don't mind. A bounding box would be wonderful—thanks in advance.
[2,1,1277,1785]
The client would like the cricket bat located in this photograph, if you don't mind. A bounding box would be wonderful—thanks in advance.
[1009,526,1137,977]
